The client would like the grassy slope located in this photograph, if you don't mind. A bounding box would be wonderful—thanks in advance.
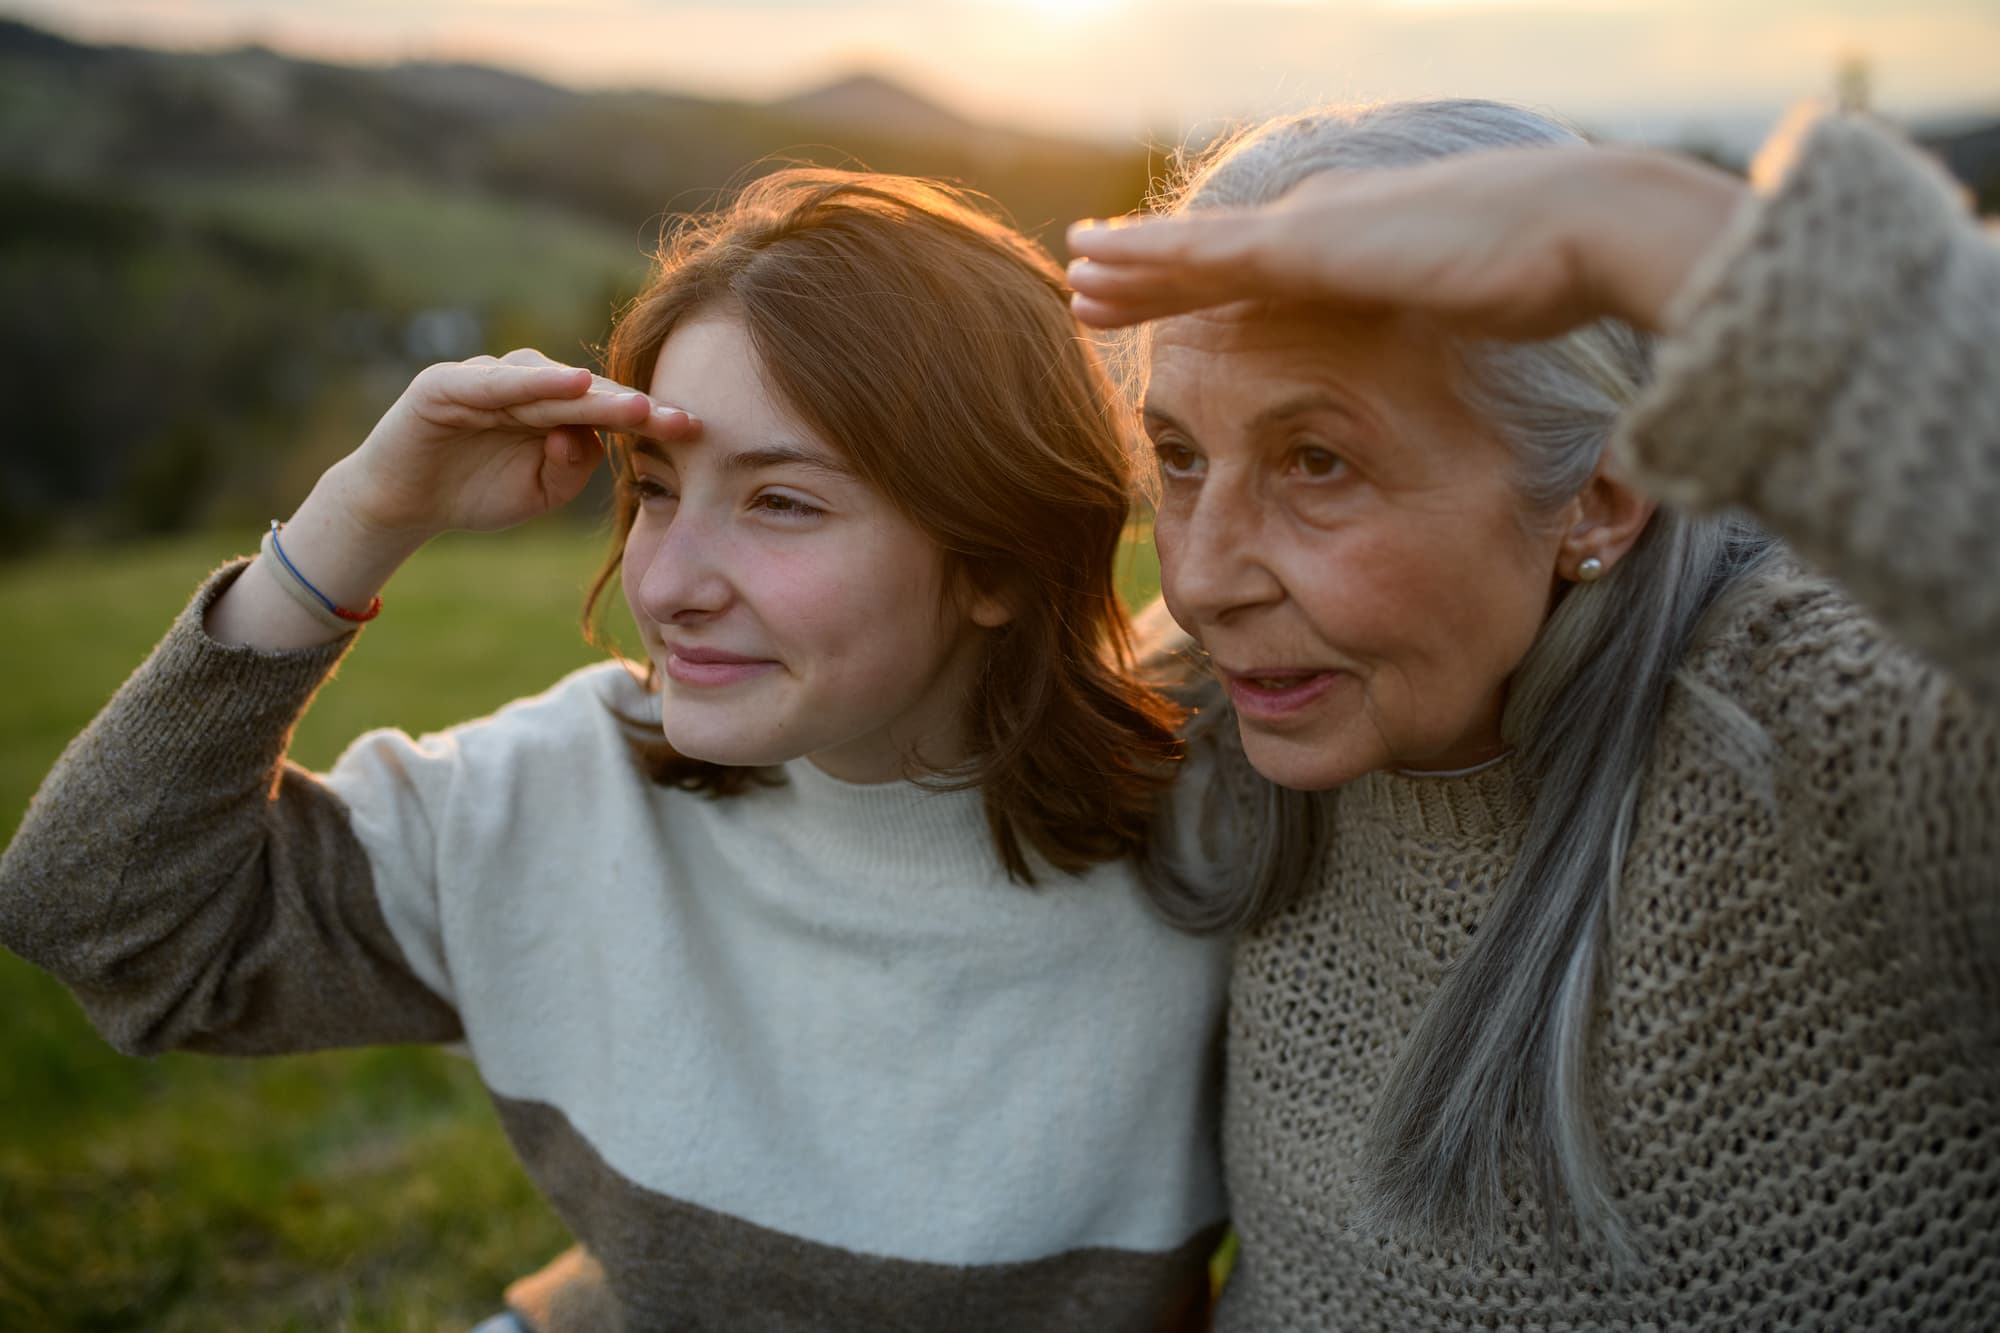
[153,177,650,351]
[0,525,1162,1331]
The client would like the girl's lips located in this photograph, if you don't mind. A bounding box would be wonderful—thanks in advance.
[663,649,779,688]
[1223,669,1343,721]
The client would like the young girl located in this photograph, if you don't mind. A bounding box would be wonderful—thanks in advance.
[0,170,1228,1331]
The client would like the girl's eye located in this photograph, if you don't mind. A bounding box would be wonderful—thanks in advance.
[755,492,824,520]
[1153,441,1204,480]
[1291,444,1347,480]
[631,475,674,503]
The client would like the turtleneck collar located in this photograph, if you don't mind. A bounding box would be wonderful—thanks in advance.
[1345,751,1531,846]
[765,756,1002,884]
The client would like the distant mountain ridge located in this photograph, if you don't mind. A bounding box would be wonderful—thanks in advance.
[0,16,1157,548]
[772,72,979,142]
[0,18,1114,209]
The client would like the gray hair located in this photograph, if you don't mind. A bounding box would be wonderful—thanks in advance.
[1140,100,1779,1264]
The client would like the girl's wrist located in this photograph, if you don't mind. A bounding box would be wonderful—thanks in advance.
[312,459,438,562]
[203,477,428,651]
[281,466,433,606]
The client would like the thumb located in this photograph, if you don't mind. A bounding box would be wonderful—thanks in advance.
[540,427,604,508]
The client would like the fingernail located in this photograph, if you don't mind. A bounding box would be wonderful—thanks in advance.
[563,437,584,463]
[652,403,681,419]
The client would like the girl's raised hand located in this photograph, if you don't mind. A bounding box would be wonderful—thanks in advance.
[1066,145,1744,340]
[208,350,699,653]
[335,348,699,540]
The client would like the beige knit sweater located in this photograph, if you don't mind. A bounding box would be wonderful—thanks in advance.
[1215,115,2000,1329]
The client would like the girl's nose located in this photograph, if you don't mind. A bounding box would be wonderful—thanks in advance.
[634,509,732,626]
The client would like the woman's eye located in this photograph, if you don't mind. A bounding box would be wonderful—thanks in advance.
[1291,444,1347,480]
[631,476,674,503]
[1153,442,1203,479]
[755,492,823,520]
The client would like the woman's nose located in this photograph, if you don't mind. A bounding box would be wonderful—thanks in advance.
[1159,483,1285,627]
[634,510,732,625]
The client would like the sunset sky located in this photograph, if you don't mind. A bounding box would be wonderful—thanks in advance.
[12,0,1998,151]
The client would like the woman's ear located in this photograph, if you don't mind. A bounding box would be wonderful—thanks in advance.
[1558,458,1656,583]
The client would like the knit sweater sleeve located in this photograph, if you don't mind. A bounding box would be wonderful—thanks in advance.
[0,561,461,1057]
[1613,111,2000,707]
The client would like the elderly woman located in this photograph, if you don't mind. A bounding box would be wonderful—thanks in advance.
[1069,102,1999,1328]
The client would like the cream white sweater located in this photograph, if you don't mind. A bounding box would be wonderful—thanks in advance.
[0,576,1230,1331]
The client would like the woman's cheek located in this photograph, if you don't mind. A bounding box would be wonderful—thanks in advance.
[1151,514,1190,615]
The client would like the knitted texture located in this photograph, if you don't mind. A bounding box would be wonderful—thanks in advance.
[1616,112,2000,710]
[1217,114,2000,1330]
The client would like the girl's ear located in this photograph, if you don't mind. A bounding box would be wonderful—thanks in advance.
[1557,458,1655,584]
[958,563,1017,630]
[971,596,1014,629]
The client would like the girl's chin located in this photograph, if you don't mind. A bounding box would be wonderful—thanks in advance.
[660,728,789,769]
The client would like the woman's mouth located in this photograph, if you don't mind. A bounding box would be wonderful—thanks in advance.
[1222,668,1343,721]
[662,646,779,688]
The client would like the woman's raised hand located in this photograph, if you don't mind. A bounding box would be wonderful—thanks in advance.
[1066,145,1745,339]
[334,348,698,540]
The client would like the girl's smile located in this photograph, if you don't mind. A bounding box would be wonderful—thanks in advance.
[660,644,781,688]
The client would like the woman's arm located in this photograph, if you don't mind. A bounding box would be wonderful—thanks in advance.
[1069,110,1999,702]
[1611,114,2000,708]
[1065,135,1742,339]
[0,352,695,1056]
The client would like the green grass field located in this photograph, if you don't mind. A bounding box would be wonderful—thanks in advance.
[156,177,651,355]
[0,522,1163,1331]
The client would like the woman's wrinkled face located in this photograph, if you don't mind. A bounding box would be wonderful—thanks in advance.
[1146,303,1565,790]
[621,312,1001,784]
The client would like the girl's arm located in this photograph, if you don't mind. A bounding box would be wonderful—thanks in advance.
[0,352,695,1056]
[209,350,688,650]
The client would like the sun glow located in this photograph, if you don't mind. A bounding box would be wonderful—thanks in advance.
[1017,0,1128,23]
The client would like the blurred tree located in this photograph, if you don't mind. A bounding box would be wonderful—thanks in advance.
[1835,53,1872,114]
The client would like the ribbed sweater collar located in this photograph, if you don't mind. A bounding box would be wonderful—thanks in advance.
[767,757,1000,884]
[1343,753,1530,846]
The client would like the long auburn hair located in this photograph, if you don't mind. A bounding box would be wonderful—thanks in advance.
[586,167,1184,882]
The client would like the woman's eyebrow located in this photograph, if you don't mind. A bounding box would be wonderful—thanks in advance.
[1141,404,1190,437]
[1142,392,1360,439]
[1248,391,1358,433]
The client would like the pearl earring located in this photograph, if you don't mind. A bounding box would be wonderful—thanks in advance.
[1577,556,1605,582]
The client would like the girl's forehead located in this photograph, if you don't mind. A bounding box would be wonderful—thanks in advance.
[647,315,833,453]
